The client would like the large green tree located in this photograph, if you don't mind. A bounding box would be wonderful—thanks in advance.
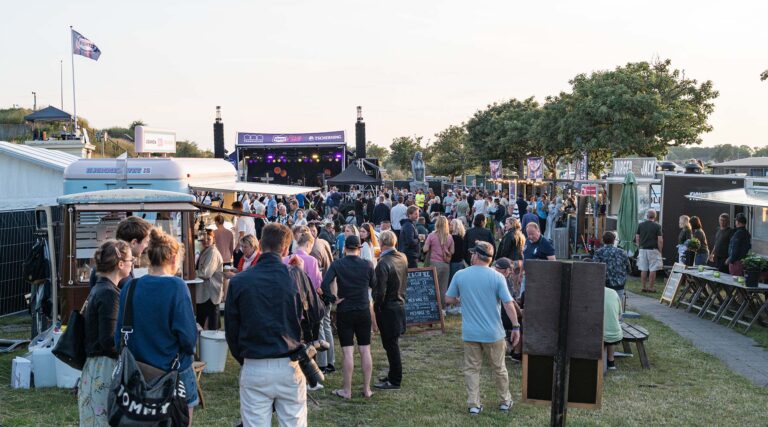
[561,59,718,173]
[711,144,753,163]
[530,95,579,178]
[429,125,472,181]
[465,97,540,176]
[365,141,389,164]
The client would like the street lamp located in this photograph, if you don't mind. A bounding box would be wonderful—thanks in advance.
[32,92,37,111]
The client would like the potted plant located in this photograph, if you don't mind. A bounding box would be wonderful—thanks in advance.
[741,253,763,287]
[683,238,700,267]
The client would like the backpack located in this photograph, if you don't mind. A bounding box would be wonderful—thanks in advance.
[23,239,49,283]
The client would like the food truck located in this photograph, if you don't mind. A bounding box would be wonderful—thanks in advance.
[55,189,201,320]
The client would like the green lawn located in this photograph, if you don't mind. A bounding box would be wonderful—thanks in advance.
[2,310,767,426]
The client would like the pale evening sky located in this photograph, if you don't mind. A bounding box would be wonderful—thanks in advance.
[2,1,767,153]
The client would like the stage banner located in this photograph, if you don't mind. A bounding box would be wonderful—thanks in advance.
[489,160,502,180]
[575,153,588,180]
[527,157,544,180]
[237,131,345,145]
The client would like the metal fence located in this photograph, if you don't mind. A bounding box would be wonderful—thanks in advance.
[0,207,62,316]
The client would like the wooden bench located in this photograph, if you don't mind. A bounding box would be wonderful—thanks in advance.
[621,323,651,369]
[192,361,207,408]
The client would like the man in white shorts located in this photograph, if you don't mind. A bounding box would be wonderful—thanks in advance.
[635,209,663,292]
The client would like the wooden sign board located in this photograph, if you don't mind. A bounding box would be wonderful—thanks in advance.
[660,263,686,305]
[405,267,445,332]
[521,260,606,410]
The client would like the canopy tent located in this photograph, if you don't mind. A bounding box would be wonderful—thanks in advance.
[24,106,72,122]
[189,181,319,196]
[326,164,382,186]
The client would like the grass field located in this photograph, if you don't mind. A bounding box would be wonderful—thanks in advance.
[2,304,768,426]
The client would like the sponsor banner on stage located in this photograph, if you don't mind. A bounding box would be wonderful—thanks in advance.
[489,160,502,180]
[527,157,544,180]
[237,131,345,145]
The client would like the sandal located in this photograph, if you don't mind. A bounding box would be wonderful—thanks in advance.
[468,405,483,415]
[360,391,374,399]
[332,389,351,400]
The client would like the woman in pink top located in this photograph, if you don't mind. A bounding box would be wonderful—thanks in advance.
[423,216,454,308]
[283,225,322,289]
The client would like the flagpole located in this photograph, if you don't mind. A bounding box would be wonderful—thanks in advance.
[60,60,64,109]
[70,26,78,135]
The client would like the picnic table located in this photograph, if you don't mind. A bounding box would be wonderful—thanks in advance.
[675,269,768,333]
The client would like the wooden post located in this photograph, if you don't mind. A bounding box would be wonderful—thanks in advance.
[551,263,572,427]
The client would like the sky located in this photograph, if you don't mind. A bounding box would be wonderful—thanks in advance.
[2,1,767,153]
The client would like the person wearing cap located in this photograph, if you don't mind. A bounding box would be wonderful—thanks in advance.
[445,241,520,415]
[320,235,376,399]
[726,213,751,276]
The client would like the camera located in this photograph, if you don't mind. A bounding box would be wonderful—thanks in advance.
[290,340,330,388]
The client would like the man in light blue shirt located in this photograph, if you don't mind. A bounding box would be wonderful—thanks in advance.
[266,195,278,221]
[445,241,520,415]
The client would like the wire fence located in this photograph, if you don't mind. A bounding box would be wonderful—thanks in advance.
[0,207,62,317]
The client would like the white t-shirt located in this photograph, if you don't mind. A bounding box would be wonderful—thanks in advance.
[473,199,487,217]
[390,203,407,230]
[236,216,256,238]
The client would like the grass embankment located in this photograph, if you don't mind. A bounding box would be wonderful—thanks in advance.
[2,308,767,426]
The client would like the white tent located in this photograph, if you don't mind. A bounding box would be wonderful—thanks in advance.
[0,141,78,211]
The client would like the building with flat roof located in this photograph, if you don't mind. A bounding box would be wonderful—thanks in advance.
[710,157,768,177]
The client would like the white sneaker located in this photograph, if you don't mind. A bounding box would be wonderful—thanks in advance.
[308,383,324,391]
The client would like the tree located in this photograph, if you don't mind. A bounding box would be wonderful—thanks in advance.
[429,125,472,181]
[530,95,578,178]
[562,59,718,173]
[365,141,389,165]
[761,70,768,81]
[387,136,429,175]
[176,140,213,158]
[465,97,540,176]
[711,144,752,163]
[129,120,146,133]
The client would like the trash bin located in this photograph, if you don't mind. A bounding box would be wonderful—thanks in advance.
[199,331,227,373]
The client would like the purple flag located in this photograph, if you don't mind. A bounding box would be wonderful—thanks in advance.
[72,29,101,60]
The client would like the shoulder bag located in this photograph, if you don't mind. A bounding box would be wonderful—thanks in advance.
[52,300,88,371]
[108,279,189,426]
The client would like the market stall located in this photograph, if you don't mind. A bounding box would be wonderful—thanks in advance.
[56,189,199,321]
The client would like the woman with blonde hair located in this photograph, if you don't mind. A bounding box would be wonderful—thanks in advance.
[423,216,454,308]
[359,223,380,267]
[79,240,133,426]
[114,228,198,424]
[678,215,692,263]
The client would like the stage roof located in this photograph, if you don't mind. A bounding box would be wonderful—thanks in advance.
[24,106,72,122]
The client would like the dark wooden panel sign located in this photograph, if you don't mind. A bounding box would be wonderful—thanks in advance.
[521,260,606,414]
[405,267,445,332]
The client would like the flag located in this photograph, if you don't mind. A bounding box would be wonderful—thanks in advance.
[489,160,502,180]
[71,29,101,60]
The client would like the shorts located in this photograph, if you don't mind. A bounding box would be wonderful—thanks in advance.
[605,339,622,346]
[637,249,662,272]
[178,365,199,407]
[336,309,372,347]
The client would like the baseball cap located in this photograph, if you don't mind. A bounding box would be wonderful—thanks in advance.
[494,257,512,269]
[344,235,362,249]
[469,242,493,258]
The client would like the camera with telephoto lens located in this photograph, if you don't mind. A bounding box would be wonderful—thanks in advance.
[290,340,330,388]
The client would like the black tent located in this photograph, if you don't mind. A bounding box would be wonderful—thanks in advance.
[24,106,72,122]
[326,164,382,186]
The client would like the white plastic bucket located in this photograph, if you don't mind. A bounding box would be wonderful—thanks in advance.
[31,347,57,388]
[55,358,81,388]
[199,331,228,373]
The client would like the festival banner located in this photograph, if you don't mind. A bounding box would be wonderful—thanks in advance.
[489,160,502,180]
[527,157,544,180]
[237,131,345,145]
[575,152,588,180]
[71,29,101,61]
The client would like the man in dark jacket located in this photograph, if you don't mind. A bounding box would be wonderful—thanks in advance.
[727,213,751,277]
[516,195,527,220]
[372,196,391,226]
[225,223,311,426]
[463,213,495,264]
[709,213,734,273]
[372,231,408,390]
[398,206,421,268]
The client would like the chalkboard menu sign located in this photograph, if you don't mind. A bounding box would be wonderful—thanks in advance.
[660,263,686,305]
[405,267,445,332]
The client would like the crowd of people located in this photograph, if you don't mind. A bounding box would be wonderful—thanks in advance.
[82,183,745,425]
